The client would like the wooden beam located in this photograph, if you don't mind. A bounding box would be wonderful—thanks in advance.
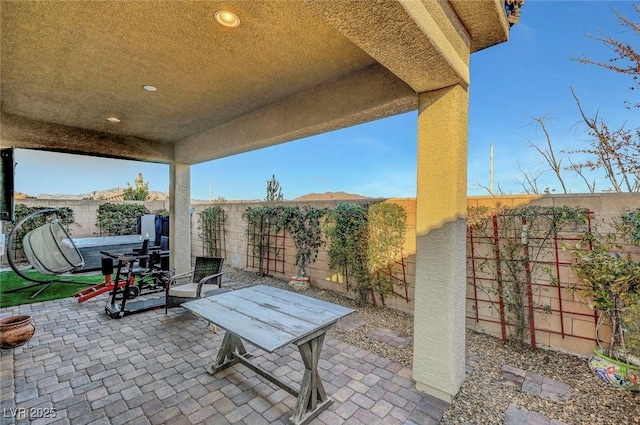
[232,352,299,397]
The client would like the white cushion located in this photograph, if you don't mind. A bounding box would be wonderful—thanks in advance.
[168,283,219,298]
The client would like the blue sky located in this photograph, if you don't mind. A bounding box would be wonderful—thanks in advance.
[13,1,639,200]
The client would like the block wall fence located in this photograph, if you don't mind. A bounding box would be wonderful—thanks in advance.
[4,193,639,357]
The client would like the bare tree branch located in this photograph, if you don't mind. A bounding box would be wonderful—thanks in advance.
[569,87,637,192]
[497,182,507,196]
[573,5,640,109]
[521,7,640,193]
[567,157,597,193]
[514,163,544,195]
[471,181,505,196]
[528,115,568,193]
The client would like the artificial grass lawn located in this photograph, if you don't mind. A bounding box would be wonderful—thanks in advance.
[0,270,105,308]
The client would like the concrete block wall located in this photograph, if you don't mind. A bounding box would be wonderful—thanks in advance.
[1,199,169,266]
[190,199,397,307]
[465,193,640,356]
[5,193,639,358]
[10,198,169,238]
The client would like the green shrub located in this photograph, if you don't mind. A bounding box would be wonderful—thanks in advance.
[96,203,148,235]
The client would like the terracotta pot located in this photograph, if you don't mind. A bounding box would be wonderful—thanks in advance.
[289,276,311,292]
[0,315,36,349]
[588,347,640,391]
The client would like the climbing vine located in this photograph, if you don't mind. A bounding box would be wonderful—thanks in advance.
[368,202,407,301]
[243,205,287,276]
[198,206,227,257]
[243,204,329,278]
[278,205,329,278]
[467,205,590,347]
[325,203,370,305]
[325,202,407,306]
[614,207,640,246]
[568,208,640,365]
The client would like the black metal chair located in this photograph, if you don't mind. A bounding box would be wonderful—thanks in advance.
[131,238,150,270]
[165,256,227,313]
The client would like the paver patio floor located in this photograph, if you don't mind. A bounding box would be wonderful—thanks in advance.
[0,289,448,425]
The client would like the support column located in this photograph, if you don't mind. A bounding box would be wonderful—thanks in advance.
[412,84,468,403]
[169,162,191,275]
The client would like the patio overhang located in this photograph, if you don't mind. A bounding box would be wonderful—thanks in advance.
[1,0,514,404]
[1,0,509,164]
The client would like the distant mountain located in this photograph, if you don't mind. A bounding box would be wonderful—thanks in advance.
[25,188,168,201]
[14,191,35,200]
[293,191,372,201]
[17,189,370,203]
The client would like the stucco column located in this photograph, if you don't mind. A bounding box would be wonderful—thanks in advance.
[412,84,468,403]
[169,162,191,275]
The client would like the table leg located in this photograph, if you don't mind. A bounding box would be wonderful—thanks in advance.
[290,333,333,425]
[208,331,248,375]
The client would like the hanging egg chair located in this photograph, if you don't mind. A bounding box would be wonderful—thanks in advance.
[5,208,86,298]
[21,217,84,274]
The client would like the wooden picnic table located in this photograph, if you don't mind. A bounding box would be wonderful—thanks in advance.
[183,285,354,425]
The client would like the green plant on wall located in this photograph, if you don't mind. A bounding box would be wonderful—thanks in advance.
[468,205,590,347]
[243,205,286,276]
[325,202,408,306]
[96,203,149,236]
[325,203,371,305]
[154,209,169,217]
[367,203,407,300]
[569,208,640,367]
[198,206,226,257]
[5,204,75,233]
[279,205,329,278]
[615,207,640,246]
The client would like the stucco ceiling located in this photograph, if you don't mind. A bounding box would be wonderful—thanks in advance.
[0,0,509,165]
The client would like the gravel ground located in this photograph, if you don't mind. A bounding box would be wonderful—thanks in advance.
[224,267,640,425]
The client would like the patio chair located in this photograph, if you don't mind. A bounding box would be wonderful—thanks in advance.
[165,256,228,313]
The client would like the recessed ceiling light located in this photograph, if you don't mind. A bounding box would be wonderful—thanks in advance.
[106,117,121,123]
[142,85,157,92]
[214,10,240,28]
